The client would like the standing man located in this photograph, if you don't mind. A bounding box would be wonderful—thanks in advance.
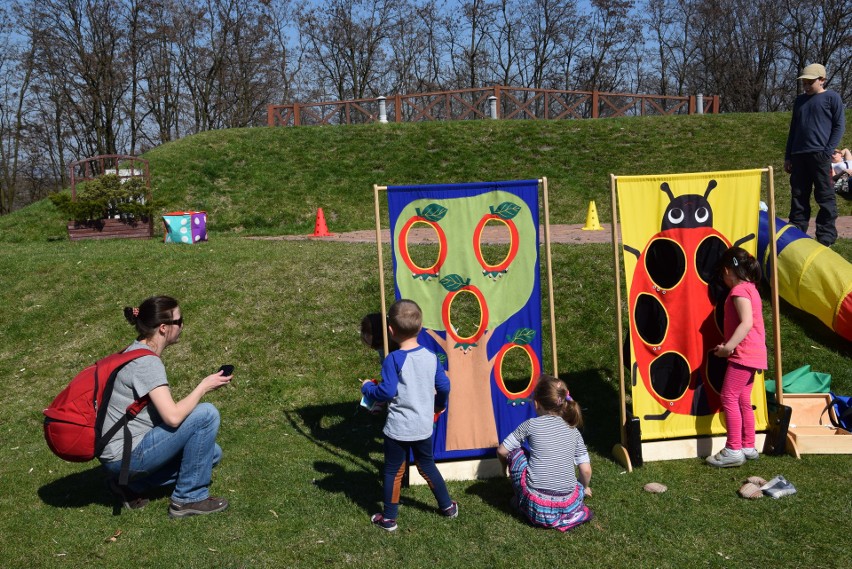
[784,63,845,247]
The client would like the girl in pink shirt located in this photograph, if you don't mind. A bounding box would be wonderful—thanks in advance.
[706,247,767,468]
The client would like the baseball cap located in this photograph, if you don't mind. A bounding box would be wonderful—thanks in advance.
[798,63,826,80]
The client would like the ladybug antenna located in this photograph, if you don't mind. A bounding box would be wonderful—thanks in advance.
[660,182,675,203]
[704,179,718,199]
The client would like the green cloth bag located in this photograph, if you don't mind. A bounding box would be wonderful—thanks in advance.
[765,365,832,395]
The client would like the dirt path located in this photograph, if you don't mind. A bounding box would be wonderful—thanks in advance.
[251,216,852,244]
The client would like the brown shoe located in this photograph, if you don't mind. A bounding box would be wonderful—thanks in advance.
[108,479,149,510]
[168,496,229,519]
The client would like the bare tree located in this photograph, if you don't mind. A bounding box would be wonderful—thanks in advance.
[693,0,784,112]
[573,0,642,95]
[445,0,496,89]
[299,0,391,102]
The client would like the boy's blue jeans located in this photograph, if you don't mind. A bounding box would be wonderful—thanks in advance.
[382,435,452,519]
[101,402,222,504]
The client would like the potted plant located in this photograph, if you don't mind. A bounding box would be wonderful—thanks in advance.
[51,174,157,240]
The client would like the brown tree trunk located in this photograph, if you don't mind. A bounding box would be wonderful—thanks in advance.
[428,328,498,451]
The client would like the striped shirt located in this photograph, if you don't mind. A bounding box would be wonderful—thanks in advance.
[501,414,590,494]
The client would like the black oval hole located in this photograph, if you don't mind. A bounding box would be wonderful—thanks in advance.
[695,235,728,284]
[649,352,691,400]
[645,238,686,289]
[634,293,667,345]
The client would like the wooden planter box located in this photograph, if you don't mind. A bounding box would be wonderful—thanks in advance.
[67,217,153,241]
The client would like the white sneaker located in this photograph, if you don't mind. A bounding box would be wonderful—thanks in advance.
[706,447,745,468]
[742,447,759,460]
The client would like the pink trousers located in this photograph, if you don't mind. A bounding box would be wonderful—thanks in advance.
[720,361,757,450]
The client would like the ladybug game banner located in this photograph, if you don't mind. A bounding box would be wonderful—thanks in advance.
[387,180,542,461]
[616,170,770,441]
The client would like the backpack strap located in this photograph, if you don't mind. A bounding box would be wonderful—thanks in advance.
[819,397,850,430]
[95,348,158,486]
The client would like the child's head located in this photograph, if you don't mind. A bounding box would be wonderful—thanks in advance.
[360,312,400,353]
[533,374,583,428]
[718,246,761,284]
[387,299,422,341]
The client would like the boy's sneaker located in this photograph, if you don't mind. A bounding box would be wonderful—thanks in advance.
[705,447,745,468]
[440,501,459,518]
[168,496,229,519]
[742,447,759,460]
[370,513,398,531]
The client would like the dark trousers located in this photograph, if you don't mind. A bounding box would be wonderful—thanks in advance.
[789,152,838,246]
[381,435,452,519]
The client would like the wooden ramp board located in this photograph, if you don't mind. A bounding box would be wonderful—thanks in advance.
[641,433,767,462]
[785,394,852,454]
[408,458,503,485]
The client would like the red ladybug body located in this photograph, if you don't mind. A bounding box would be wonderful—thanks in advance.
[627,181,737,418]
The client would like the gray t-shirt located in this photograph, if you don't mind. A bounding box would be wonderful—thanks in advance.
[99,341,168,462]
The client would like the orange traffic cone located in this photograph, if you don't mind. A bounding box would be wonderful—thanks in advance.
[311,207,333,237]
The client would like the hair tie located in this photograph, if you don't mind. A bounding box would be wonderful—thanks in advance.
[732,257,739,267]
[132,307,140,317]
[565,393,573,402]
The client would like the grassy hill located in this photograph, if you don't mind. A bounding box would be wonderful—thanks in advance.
[6,111,850,242]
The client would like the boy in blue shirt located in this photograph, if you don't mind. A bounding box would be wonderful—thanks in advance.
[361,299,457,531]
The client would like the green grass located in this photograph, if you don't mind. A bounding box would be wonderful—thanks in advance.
[0,236,850,568]
[0,116,850,568]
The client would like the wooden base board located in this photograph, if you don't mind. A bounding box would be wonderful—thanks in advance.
[408,458,503,485]
[640,433,767,462]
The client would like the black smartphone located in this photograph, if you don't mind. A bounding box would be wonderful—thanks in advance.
[218,365,234,376]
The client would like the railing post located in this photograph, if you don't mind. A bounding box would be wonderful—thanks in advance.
[267,105,274,126]
[395,94,402,123]
[294,103,300,126]
[488,96,498,119]
[591,91,599,119]
[696,93,704,115]
[377,96,388,123]
[712,96,720,114]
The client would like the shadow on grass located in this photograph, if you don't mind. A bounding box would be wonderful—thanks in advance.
[38,466,171,511]
[38,466,111,509]
[285,401,462,516]
[559,368,622,460]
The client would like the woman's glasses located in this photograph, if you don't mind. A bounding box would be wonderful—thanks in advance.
[163,317,183,327]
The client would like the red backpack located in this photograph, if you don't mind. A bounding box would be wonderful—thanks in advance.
[43,348,157,484]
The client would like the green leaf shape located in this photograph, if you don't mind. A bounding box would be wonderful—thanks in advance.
[416,203,448,222]
[440,274,471,291]
[506,328,536,345]
[489,201,521,220]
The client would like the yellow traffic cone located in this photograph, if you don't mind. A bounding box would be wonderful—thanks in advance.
[582,201,603,231]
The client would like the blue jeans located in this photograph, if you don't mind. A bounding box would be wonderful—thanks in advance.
[381,436,452,519]
[101,403,222,504]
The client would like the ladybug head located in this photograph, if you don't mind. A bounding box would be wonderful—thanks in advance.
[659,180,717,231]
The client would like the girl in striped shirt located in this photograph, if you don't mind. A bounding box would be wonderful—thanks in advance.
[497,375,592,531]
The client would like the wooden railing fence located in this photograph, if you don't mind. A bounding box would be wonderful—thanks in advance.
[267,86,720,127]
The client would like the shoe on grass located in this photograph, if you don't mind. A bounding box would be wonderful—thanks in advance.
[440,501,459,518]
[706,447,745,468]
[108,479,148,510]
[370,513,398,531]
[742,447,759,460]
[168,496,229,519]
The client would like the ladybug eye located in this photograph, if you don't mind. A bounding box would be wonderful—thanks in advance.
[694,207,710,223]
[667,208,685,225]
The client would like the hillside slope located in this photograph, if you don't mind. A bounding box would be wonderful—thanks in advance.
[5,111,848,243]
